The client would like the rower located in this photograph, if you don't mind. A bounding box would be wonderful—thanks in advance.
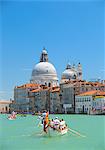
[43,111,49,133]
[50,119,54,128]
[42,110,47,118]
[41,110,47,124]
[59,119,66,130]
[53,117,60,130]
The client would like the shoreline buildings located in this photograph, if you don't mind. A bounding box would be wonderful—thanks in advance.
[12,48,105,114]
[75,90,105,114]
[0,100,12,113]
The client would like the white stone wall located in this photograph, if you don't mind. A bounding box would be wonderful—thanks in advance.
[0,103,10,113]
[75,95,93,114]
[93,97,105,110]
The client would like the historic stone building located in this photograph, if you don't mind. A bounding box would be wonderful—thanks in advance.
[0,100,12,113]
[14,83,40,112]
[29,85,50,113]
[50,87,61,113]
[59,79,105,114]
[13,47,105,114]
[60,83,75,113]
[75,90,105,114]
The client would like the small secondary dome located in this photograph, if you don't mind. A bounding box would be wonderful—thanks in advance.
[62,63,77,80]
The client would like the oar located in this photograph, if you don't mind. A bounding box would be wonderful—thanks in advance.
[37,120,43,127]
[68,128,86,138]
[68,129,77,136]
[37,122,42,127]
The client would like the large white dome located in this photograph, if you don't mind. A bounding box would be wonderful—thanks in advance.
[31,48,58,86]
[32,62,57,78]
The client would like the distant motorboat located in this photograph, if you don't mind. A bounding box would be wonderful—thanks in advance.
[8,115,16,120]
[8,117,16,120]
[8,111,17,120]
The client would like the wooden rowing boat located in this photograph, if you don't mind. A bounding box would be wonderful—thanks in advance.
[42,126,68,136]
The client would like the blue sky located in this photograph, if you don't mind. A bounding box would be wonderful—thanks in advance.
[0,0,105,100]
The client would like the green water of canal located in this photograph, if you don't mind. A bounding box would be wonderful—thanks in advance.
[0,114,105,150]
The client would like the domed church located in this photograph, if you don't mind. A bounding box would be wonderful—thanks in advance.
[30,48,59,87]
[61,62,82,83]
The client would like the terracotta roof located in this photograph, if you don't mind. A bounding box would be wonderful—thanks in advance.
[61,80,105,88]
[30,89,41,93]
[16,83,40,88]
[77,90,105,96]
[78,90,97,96]
[96,91,105,96]
[51,87,60,93]
[0,100,12,104]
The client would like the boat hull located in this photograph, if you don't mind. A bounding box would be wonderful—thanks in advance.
[8,117,16,120]
[42,127,68,136]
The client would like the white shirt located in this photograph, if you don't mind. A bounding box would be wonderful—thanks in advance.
[53,119,60,125]
[42,112,46,119]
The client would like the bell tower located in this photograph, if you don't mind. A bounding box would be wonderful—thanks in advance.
[77,62,82,80]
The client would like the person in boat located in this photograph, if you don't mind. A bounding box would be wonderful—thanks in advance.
[53,117,60,130]
[59,119,66,130]
[12,111,17,118]
[11,111,16,118]
[49,119,54,128]
[53,117,60,125]
[8,111,16,119]
[42,110,47,118]
[41,110,47,124]
[43,111,49,133]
